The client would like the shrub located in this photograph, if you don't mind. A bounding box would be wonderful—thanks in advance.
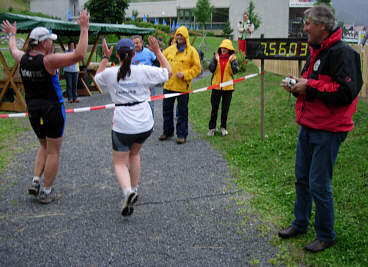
[222,21,233,39]
[236,51,247,73]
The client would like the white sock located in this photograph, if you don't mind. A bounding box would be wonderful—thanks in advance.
[123,187,132,196]
[132,186,138,193]
[32,176,40,183]
[43,187,52,194]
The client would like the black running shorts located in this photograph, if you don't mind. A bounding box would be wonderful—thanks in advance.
[112,129,153,152]
[28,103,65,139]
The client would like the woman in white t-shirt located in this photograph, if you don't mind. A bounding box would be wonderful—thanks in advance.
[95,36,172,217]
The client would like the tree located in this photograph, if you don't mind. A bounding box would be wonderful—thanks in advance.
[246,0,261,31]
[222,21,233,39]
[132,9,139,20]
[193,0,213,30]
[84,0,129,24]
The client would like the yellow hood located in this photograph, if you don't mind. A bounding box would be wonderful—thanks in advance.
[218,39,235,51]
[174,26,190,46]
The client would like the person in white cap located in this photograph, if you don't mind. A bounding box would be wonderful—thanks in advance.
[95,36,172,217]
[1,10,90,204]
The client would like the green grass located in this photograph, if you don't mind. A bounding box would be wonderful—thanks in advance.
[0,117,29,176]
[189,62,368,266]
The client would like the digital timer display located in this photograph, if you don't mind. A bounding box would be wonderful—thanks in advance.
[245,39,308,60]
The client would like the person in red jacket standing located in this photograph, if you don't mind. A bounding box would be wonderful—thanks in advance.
[278,4,363,253]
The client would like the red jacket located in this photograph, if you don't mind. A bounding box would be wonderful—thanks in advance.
[296,28,363,132]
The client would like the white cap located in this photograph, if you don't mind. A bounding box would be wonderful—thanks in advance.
[29,27,57,45]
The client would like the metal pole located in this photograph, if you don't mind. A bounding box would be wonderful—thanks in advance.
[260,34,265,139]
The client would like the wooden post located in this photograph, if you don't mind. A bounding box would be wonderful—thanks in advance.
[77,32,102,96]
[260,34,265,139]
[0,35,30,112]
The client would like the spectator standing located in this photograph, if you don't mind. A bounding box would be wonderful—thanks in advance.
[238,12,254,55]
[158,35,166,51]
[207,39,238,137]
[1,10,90,203]
[131,35,158,117]
[95,37,172,216]
[158,26,201,144]
[64,40,80,103]
[361,30,368,46]
[278,4,363,252]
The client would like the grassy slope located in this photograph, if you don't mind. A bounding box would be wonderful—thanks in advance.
[0,0,28,11]
[189,61,368,266]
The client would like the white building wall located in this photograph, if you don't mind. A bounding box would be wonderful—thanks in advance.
[31,0,68,19]
[126,1,177,18]
[177,0,229,9]
[30,0,88,20]
[251,0,290,38]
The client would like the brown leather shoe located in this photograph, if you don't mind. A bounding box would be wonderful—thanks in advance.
[305,239,336,252]
[278,226,305,239]
[158,133,173,141]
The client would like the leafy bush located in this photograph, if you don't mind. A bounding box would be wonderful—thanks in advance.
[236,51,247,73]
[222,21,233,39]
[126,20,170,34]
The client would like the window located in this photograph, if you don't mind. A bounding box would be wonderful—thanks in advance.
[212,8,229,23]
[177,9,194,24]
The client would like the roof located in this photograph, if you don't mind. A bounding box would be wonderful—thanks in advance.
[0,12,155,36]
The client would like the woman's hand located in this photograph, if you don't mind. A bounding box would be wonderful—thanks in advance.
[102,39,114,59]
[147,36,160,53]
[1,20,16,36]
[77,10,90,30]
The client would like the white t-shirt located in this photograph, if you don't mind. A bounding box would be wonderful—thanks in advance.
[95,65,169,134]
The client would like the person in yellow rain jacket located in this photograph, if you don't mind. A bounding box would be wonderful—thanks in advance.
[207,39,238,137]
[158,26,201,144]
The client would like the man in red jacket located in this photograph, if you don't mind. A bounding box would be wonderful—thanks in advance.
[278,4,363,253]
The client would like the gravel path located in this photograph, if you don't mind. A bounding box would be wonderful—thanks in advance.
[0,90,278,266]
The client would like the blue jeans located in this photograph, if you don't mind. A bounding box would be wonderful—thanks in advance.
[65,72,79,101]
[292,126,347,241]
[162,89,189,138]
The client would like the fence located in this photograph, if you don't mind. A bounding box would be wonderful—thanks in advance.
[253,45,368,98]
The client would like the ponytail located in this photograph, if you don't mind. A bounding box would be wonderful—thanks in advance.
[117,50,134,82]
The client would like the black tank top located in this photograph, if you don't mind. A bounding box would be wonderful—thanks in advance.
[20,53,62,107]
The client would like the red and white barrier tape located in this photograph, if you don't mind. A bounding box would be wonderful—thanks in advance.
[0,72,260,118]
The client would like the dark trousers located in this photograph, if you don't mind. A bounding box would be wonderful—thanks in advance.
[162,89,189,138]
[292,126,347,241]
[208,90,233,130]
[65,72,79,101]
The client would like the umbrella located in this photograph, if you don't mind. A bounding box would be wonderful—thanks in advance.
[67,8,72,21]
